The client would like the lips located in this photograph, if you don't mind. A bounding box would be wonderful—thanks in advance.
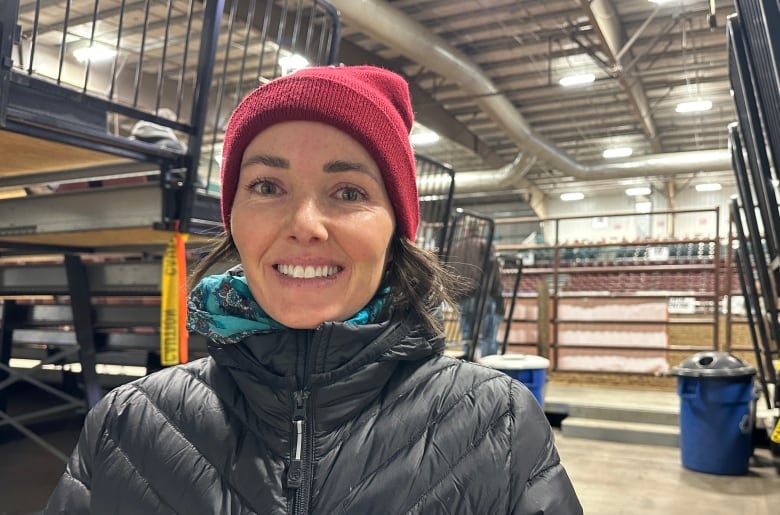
[275,264,342,279]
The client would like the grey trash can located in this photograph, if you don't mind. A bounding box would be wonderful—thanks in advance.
[671,351,757,475]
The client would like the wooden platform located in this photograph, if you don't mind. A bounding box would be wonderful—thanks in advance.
[0,122,223,251]
[0,130,132,179]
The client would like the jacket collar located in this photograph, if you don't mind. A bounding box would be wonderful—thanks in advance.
[207,311,444,431]
[208,309,444,391]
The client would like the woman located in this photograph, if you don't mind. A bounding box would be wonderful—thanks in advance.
[45,66,582,514]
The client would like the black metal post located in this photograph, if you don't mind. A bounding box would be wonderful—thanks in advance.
[63,254,102,408]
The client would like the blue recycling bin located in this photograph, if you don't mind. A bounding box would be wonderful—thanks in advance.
[480,354,550,406]
[671,352,757,475]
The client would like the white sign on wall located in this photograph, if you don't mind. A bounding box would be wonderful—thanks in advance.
[668,297,697,314]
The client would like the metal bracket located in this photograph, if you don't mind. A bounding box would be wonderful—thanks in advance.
[157,166,186,232]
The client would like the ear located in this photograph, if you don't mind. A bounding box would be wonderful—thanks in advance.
[384,233,399,265]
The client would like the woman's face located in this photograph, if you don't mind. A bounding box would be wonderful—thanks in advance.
[230,121,396,329]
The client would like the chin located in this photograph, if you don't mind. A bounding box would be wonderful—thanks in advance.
[284,321,324,330]
[268,301,363,329]
[275,312,336,330]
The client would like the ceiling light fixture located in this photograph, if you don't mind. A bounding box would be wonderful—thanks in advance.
[675,99,713,113]
[560,192,585,201]
[603,147,633,159]
[625,187,651,196]
[635,201,652,213]
[72,44,117,63]
[559,73,595,87]
[695,183,722,192]
[410,129,440,146]
[278,54,309,75]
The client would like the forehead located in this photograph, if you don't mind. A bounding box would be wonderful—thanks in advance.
[240,121,381,175]
[244,121,362,151]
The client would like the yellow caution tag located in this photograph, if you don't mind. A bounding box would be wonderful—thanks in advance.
[160,231,189,366]
[772,417,780,445]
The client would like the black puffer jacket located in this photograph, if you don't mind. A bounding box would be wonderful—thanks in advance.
[45,313,581,514]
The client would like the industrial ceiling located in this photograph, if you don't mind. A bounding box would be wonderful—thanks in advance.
[331,0,737,207]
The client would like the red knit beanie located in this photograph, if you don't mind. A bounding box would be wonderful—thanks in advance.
[220,65,419,240]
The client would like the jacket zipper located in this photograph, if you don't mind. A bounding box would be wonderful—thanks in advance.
[287,329,322,514]
[287,389,311,514]
[286,389,308,489]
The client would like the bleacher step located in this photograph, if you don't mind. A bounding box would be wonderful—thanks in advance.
[562,403,678,426]
[561,416,680,447]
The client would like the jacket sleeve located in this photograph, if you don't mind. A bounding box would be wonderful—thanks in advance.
[44,391,115,514]
[508,381,583,515]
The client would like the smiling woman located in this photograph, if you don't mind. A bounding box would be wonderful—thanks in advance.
[230,121,396,329]
[44,66,582,515]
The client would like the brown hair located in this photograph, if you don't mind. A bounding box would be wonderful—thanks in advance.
[188,233,461,336]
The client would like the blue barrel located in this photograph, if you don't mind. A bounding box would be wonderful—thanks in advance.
[480,354,550,406]
[672,352,756,475]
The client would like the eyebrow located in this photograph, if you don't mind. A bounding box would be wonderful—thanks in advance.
[241,154,289,169]
[242,155,381,183]
[324,160,382,183]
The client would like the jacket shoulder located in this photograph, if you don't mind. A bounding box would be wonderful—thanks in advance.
[423,355,532,408]
[435,358,583,514]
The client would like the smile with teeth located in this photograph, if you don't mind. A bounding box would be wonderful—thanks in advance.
[276,264,342,279]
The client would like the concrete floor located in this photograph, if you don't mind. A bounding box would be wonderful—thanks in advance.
[0,386,778,514]
[555,432,779,514]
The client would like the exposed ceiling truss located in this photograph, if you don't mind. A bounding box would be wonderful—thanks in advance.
[331,0,736,204]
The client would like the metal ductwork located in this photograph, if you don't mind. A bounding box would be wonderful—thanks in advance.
[329,0,732,193]
[580,0,662,153]
[451,153,537,193]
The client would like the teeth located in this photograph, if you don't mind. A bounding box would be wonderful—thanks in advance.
[277,264,340,279]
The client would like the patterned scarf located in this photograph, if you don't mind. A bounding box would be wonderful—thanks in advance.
[187,270,389,346]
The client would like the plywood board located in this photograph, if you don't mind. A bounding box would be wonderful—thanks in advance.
[0,227,212,249]
[0,130,130,178]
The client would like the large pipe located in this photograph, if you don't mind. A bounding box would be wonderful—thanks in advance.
[453,153,537,192]
[330,0,732,191]
[581,0,662,152]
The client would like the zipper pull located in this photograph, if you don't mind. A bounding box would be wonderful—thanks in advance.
[286,390,309,489]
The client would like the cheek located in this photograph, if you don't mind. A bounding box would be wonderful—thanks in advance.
[355,221,394,269]
[231,209,272,257]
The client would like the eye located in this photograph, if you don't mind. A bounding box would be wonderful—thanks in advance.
[337,186,367,202]
[247,178,281,195]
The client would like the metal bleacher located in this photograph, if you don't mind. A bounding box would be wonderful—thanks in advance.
[0,0,341,460]
[441,209,497,362]
[726,0,780,441]
[415,154,456,257]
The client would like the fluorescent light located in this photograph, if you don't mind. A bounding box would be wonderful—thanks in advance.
[279,54,309,75]
[560,192,584,201]
[695,183,722,192]
[603,147,633,159]
[410,130,440,146]
[625,186,651,196]
[559,73,595,87]
[635,201,652,213]
[676,99,712,113]
[73,44,117,63]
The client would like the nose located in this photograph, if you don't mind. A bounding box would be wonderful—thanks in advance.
[286,197,328,243]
